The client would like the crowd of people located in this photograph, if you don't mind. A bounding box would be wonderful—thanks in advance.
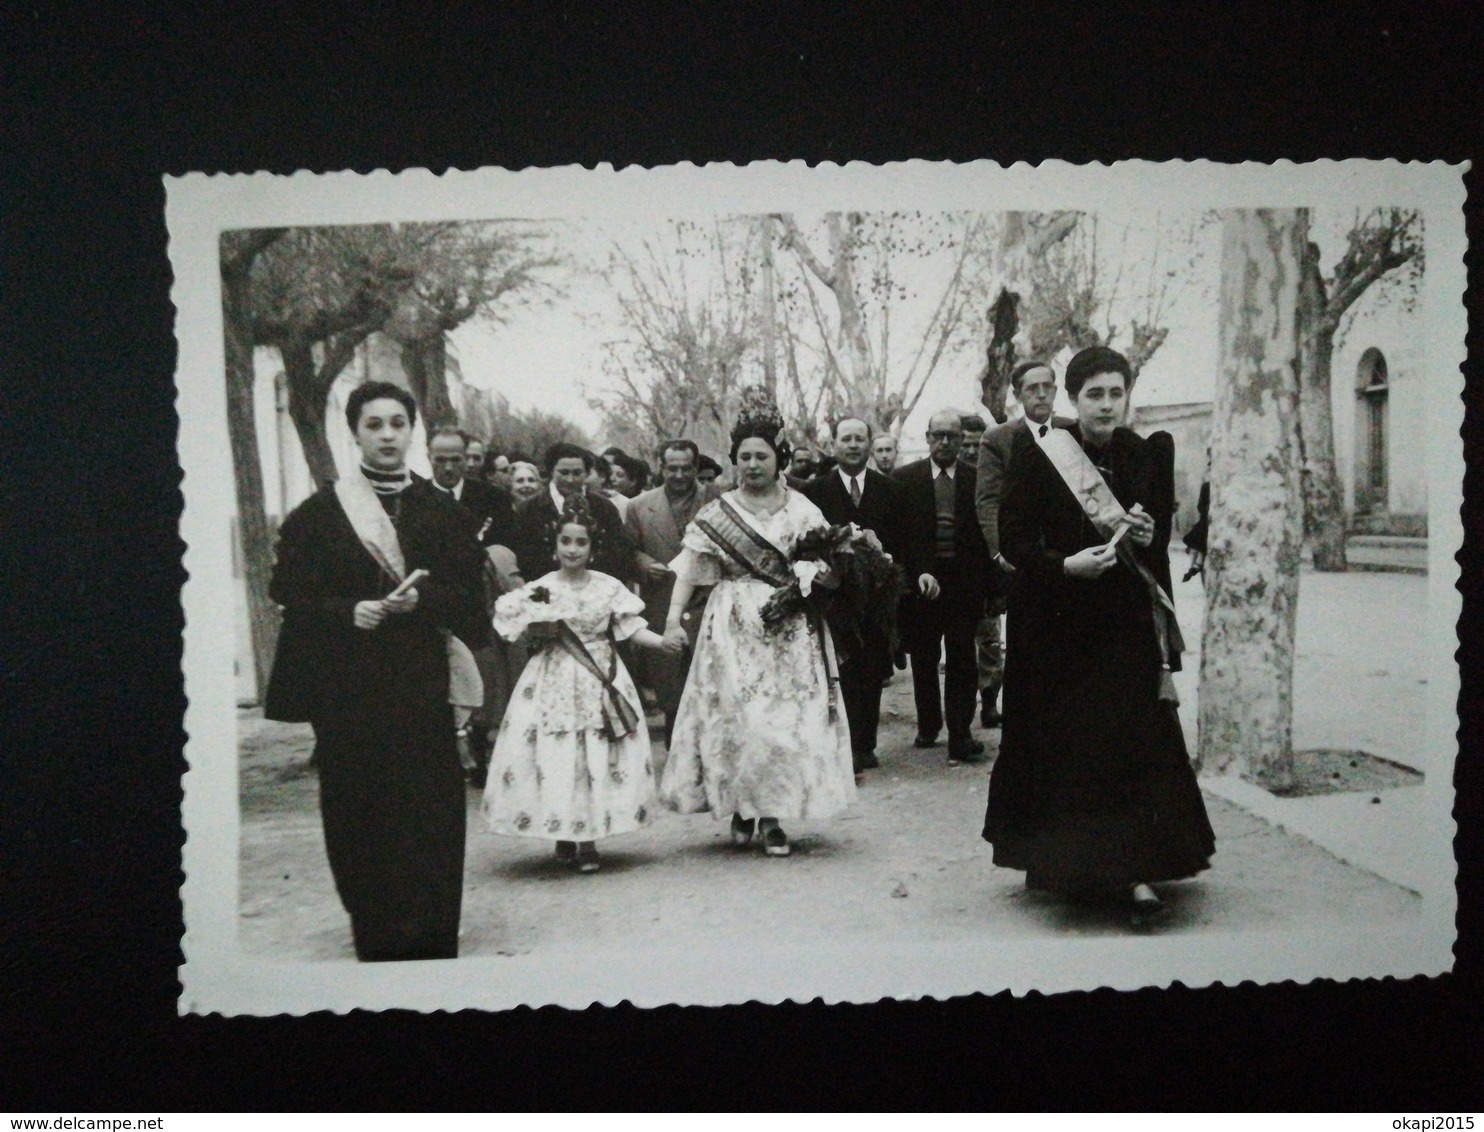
[261,344,1215,962]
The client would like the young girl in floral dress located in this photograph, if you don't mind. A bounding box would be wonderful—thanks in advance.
[482,497,682,872]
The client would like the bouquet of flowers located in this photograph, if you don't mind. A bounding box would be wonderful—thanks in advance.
[759,523,906,660]
[493,582,571,647]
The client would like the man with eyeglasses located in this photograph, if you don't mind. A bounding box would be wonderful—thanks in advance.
[893,409,992,766]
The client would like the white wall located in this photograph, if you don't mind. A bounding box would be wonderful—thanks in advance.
[1330,298,1427,524]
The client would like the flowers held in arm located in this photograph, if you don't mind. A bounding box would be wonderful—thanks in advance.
[758,523,905,656]
[512,584,564,646]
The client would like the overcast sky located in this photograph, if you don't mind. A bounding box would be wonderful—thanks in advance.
[448,207,1404,448]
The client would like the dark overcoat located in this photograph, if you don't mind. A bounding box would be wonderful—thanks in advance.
[803,466,907,677]
[892,455,992,622]
[982,425,1214,891]
[263,477,487,960]
[450,476,517,549]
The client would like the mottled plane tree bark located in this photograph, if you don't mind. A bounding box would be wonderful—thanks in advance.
[1198,209,1307,790]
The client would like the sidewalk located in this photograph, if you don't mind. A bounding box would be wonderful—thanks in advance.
[1170,562,1434,892]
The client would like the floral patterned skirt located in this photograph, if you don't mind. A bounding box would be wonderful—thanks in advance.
[660,577,855,821]
[481,652,656,842]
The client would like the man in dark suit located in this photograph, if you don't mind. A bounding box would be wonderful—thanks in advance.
[624,439,721,745]
[973,362,1075,726]
[512,442,637,584]
[428,427,515,548]
[803,416,905,774]
[894,408,992,765]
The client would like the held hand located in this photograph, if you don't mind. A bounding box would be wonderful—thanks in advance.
[1064,544,1118,579]
[995,553,1017,575]
[655,632,686,656]
[1126,504,1156,548]
[917,573,941,601]
[382,588,420,614]
[353,600,388,630]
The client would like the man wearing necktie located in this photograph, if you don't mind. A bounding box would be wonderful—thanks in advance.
[893,409,992,765]
[974,362,1075,727]
[803,417,906,774]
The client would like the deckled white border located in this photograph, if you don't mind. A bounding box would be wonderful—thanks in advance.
[170,159,1466,1016]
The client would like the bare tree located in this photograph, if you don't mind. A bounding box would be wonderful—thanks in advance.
[593,221,759,458]
[246,225,422,484]
[975,212,1080,421]
[1295,208,1423,571]
[772,210,992,435]
[1197,209,1308,791]
[386,221,562,442]
[220,227,285,695]
[1018,216,1174,383]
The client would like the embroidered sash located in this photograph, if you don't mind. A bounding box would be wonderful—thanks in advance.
[549,622,642,751]
[334,472,484,720]
[694,495,839,721]
[694,496,794,587]
[1031,428,1185,702]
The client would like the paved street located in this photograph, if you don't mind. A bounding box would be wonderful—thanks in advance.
[239,562,1427,962]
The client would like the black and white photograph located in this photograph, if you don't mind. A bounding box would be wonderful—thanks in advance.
[169,159,1464,1014]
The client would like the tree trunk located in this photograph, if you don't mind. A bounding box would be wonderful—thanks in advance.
[279,339,339,487]
[757,217,779,399]
[1295,242,1349,571]
[1197,209,1307,791]
[824,213,874,408]
[221,255,279,699]
[978,287,1020,424]
[401,332,457,439]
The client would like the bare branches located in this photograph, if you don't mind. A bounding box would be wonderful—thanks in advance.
[595,220,757,456]
[1323,208,1422,337]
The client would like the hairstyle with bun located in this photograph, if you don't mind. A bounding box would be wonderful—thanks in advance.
[728,385,793,469]
[547,492,605,561]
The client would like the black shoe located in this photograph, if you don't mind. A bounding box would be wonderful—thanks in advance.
[554,840,577,862]
[1130,883,1165,928]
[575,841,601,873]
[856,749,880,770]
[980,704,1003,728]
[761,825,791,857]
[947,739,987,766]
[913,733,940,749]
[730,814,756,847]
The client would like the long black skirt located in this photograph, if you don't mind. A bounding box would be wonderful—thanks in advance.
[313,706,466,961]
[983,624,1215,893]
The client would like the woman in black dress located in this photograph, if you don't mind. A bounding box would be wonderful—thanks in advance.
[982,346,1214,923]
[264,381,487,961]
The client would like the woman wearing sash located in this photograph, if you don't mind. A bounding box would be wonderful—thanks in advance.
[982,346,1214,924]
[482,497,682,872]
[659,389,856,857]
[264,382,488,962]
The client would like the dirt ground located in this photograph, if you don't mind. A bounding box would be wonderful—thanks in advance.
[238,672,1421,964]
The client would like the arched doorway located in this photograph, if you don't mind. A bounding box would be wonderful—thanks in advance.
[1353,347,1389,516]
